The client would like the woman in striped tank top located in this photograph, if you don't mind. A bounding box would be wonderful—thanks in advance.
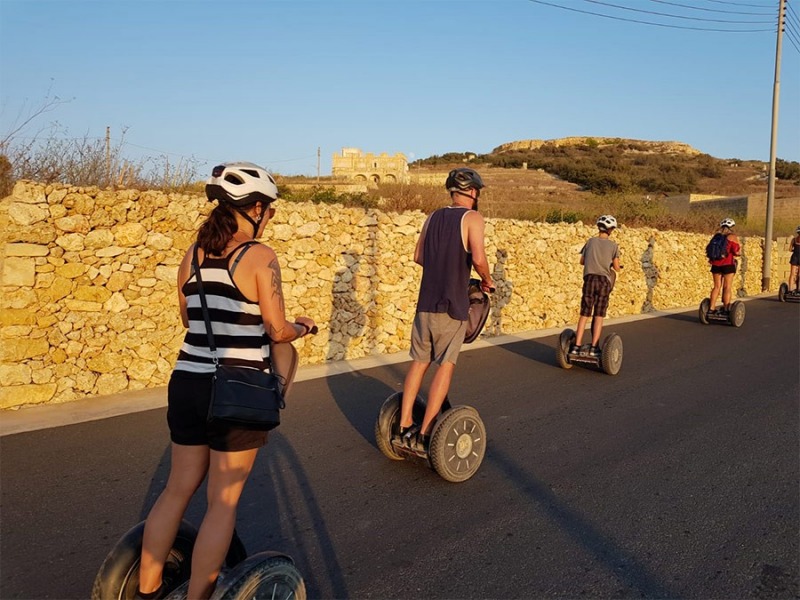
[136,163,315,600]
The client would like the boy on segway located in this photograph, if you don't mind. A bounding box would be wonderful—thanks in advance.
[570,215,622,357]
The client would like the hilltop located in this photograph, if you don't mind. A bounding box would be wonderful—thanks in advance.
[411,137,800,197]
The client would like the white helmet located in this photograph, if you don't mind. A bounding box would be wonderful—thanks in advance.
[795,225,800,234]
[596,215,618,231]
[205,162,278,207]
[720,218,735,229]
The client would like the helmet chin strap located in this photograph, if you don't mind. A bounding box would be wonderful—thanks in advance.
[236,207,264,238]
[453,190,479,211]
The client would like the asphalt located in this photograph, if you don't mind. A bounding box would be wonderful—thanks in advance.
[0,294,773,437]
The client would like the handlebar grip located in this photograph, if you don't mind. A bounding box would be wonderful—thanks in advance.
[309,325,319,335]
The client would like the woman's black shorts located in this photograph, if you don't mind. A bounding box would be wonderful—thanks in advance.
[710,264,736,275]
[167,371,267,452]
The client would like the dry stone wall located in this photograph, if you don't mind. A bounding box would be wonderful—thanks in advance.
[0,181,780,410]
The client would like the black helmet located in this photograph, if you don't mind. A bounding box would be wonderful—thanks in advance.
[445,168,485,192]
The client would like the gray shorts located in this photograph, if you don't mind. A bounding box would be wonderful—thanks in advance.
[409,312,467,365]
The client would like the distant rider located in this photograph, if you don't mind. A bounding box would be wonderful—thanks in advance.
[571,215,622,357]
[708,218,740,313]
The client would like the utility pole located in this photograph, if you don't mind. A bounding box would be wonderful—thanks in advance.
[317,146,321,183]
[763,0,785,291]
[105,126,111,189]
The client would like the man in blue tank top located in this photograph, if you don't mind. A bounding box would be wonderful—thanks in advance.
[399,168,494,450]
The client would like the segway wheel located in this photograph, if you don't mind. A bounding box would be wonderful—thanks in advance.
[779,283,788,302]
[429,406,486,483]
[600,333,623,376]
[699,298,710,325]
[210,554,306,600]
[91,520,197,600]
[374,392,426,461]
[556,328,576,370]
[729,301,745,328]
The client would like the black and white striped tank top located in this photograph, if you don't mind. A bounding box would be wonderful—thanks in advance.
[174,243,270,374]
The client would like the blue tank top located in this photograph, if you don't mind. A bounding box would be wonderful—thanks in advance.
[416,206,472,321]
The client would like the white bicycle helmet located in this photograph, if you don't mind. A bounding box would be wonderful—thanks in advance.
[720,218,735,229]
[205,162,278,207]
[596,215,618,231]
[795,224,800,234]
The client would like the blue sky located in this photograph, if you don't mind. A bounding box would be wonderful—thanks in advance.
[1,0,798,178]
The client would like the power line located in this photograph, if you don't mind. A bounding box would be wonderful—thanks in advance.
[703,0,777,7]
[527,0,774,31]
[649,0,775,15]
[785,23,800,54]
[583,0,774,23]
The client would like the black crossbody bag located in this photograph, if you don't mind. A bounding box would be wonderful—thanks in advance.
[192,244,285,431]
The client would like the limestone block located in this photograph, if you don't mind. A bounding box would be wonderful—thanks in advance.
[137,278,157,288]
[73,285,113,303]
[47,188,68,205]
[0,363,32,385]
[55,233,85,252]
[0,309,36,326]
[35,272,56,289]
[31,367,54,385]
[5,243,49,257]
[55,215,90,233]
[49,204,67,219]
[54,263,87,278]
[84,229,114,249]
[65,299,102,312]
[75,370,98,393]
[127,358,157,382]
[8,202,49,226]
[87,351,125,374]
[95,373,129,396]
[0,383,57,409]
[146,232,173,251]
[104,292,130,313]
[38,277,73,304]
[271,224,293,241]
[114,222,148,246]
[2,257,36,286]
[1,338,49,361]
[96,246,126,258]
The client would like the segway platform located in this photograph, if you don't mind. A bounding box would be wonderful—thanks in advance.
[375,392,486,483]
[778,283,800,303]
[556,328,623,375]
[698,298,745,327]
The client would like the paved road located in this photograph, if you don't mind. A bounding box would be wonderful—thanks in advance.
[1,298,798,599]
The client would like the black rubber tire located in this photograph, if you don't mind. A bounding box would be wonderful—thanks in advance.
[600,333,623,376]
[699,298,710,325]
[211,554,306,600]
[730,301,746,327]
[779,283,788,303]
[91,520,197,600]
[374,393,427,461]
[429,406,486,483]
[556,328,575,369]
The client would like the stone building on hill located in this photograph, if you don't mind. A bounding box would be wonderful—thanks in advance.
[332,148,409,184]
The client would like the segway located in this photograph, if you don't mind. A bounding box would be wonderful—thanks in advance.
[778,283,800,303]
[698,298,745,327]
[374,281,492,483]
[556,326,623,376]
[92,332,316,600]
[375,393,487,483]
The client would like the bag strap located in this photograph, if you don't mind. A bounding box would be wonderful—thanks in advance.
[192,244,219,366]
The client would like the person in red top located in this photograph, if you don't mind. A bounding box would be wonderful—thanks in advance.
[708,217,741,314]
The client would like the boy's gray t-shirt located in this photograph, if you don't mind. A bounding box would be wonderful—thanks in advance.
[581,237,619,281]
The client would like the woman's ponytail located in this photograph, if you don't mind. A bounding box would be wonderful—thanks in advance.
[196,202,238,256]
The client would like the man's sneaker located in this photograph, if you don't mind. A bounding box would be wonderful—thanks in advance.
[400,424,420,448]
[588,345,600,357]
[568,344,580,356]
